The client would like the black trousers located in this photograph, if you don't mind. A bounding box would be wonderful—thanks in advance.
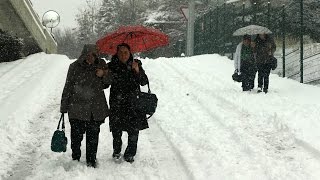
[241,62,256,91]
[258,64,271,90]
[112,130,139,158]
[69,118,102,163]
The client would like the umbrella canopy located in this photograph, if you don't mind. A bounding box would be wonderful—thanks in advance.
[96,25,169,55]
[233,25,272,36]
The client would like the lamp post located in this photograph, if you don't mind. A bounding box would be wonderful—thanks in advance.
[282,4,286,77]
[186,0,195,56]
[222,3,226,55]
[267,1,271,27]
[242,2,245,25]
[300,0,304,83]
[253,2,257,24]
[216,5,220,54]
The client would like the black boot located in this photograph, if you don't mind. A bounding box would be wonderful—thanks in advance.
[87,160,97,168]
[263,88,268,94]
[124,156,134,163]
[112,152,121,160]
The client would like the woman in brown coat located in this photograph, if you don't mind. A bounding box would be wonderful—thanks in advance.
[254,34,276,93]
[60,44,110,168]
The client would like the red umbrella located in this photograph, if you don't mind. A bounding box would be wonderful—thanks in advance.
[96,25,169,55]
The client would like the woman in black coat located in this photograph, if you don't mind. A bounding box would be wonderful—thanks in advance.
[107,43,149,163]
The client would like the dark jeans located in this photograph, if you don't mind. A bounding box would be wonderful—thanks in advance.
[69,118,102,163]
[257,64,271,90]
[112,130,139,158]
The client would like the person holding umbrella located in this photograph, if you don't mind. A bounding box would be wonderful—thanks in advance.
[234,34,256,91]
[254,33,276,93]
[106,43,149,163]
[60,44,111,168]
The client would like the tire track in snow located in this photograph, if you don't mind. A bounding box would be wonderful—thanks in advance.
[163,61,320,179]
[156,62,273,179]
[144,119,195,180]
[166,60,320,163]
[295,138,320,161]
[4,103,60,180]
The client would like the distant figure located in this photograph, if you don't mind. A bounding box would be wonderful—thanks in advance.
[107,43,149,163]
[254,33,276,93]
[234,34,256,91]
[60,44,110,168]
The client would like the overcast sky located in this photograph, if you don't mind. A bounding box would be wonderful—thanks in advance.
[30,0,89,29]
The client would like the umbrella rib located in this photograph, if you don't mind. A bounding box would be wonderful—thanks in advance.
[142,36,148,51]
[124,32,133,43]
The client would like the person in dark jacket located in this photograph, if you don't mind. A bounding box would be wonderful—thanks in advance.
[234,34,256,91]
[254,33,276,93]
[60,44,111,168]
[107,43,149,163]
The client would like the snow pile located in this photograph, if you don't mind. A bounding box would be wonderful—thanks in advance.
[1,53,320,179]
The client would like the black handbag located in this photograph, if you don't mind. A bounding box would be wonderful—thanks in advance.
[270,56,277,70]
[51,114,68,153]
[232,70,242,82]
[133,83,158,120]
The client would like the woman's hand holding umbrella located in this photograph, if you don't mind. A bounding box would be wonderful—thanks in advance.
[132,60,140,74]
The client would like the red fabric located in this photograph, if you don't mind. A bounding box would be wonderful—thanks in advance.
[96,25,169,55]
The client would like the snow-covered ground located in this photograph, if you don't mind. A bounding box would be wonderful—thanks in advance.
[1,53,320,180]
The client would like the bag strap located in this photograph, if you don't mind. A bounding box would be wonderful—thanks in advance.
[144,76,153,120]
[57,113,65,130]
[145,75,151,94]
[147,82,151,94]
[146,113,154,120]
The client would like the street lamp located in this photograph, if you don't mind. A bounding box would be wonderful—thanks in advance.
[267,1,271,27]
[282,4,286,77]
[42,10,60,33]
[253,2,257,24]
[186,0,203,56]
[300,0,304,83]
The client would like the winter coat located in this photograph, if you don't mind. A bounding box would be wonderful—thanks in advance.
[254,36,276,66]
[60,45,110,122]
[234,42,243,72]
[234,42,255,73]
[107,55,149,132]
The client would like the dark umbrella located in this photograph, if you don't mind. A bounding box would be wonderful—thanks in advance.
[96,25,169,55]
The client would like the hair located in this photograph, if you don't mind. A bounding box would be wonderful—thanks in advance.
[255,34,271,43]
[111,43,133,63]
[77,44,97,63]
[243,34,251,41]
[116,43,131,52]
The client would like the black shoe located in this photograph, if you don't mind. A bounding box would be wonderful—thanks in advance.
[263,88,268,93]
[72,157,80,161]
[112,153,121,160]
[87,161,97,168]
[257,87,262,93]
[124,156,134,163]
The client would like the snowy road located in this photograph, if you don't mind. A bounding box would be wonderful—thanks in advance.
[1,53,320,179]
